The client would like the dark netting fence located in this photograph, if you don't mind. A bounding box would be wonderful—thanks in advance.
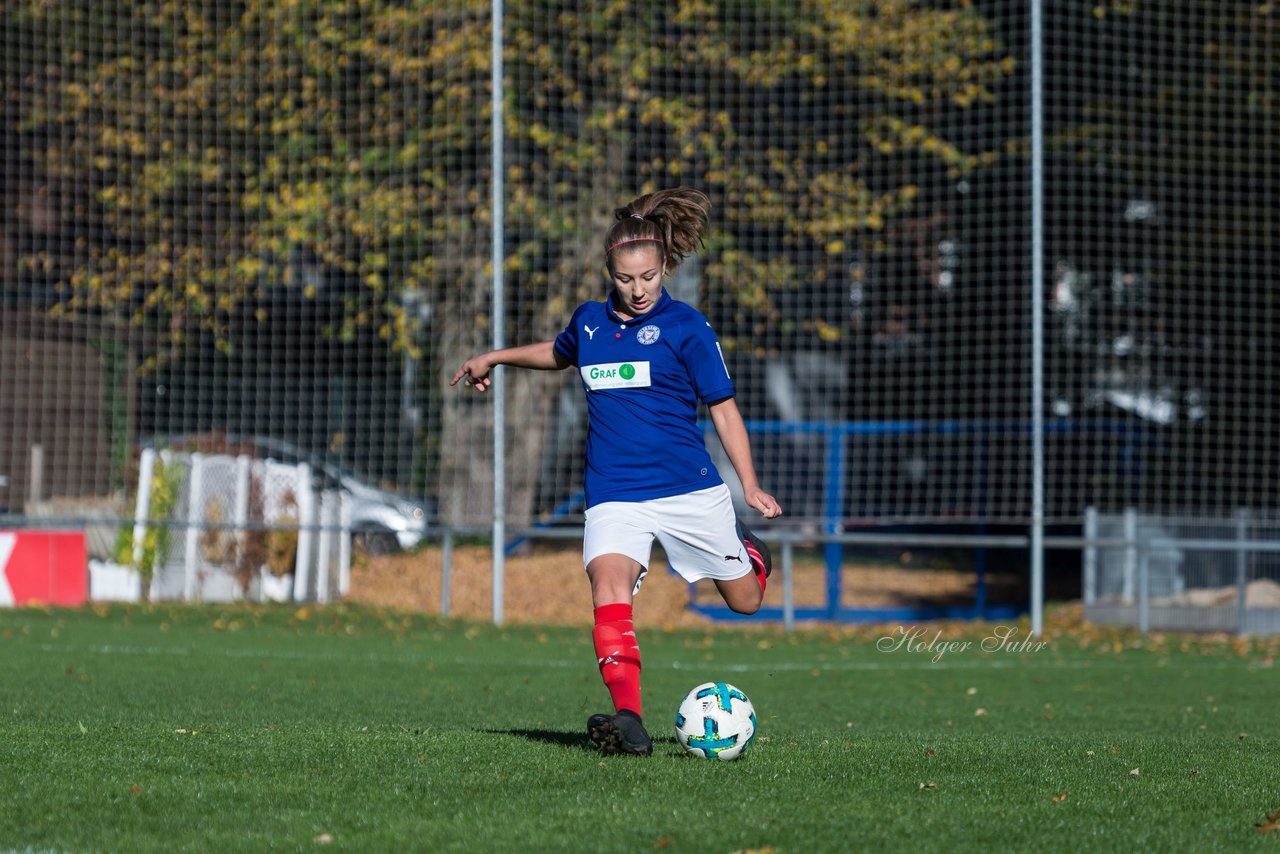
[1,2,1277,618]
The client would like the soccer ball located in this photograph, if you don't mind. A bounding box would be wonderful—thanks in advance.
[674,681,757,760]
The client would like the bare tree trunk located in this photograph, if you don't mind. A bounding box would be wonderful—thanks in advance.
[436,244,498,528]
[434,148,629,531]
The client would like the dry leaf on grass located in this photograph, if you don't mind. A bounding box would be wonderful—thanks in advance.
[1257,808,1280,834]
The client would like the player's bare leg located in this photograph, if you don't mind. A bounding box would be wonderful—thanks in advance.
[714,573,764,615]
[715,522,772,614]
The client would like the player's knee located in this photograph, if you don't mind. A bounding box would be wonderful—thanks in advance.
[725,591,763,616]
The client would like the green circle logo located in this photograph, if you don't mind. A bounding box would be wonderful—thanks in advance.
[620,363,635,380]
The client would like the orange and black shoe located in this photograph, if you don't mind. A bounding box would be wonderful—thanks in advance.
[587,710,653,756]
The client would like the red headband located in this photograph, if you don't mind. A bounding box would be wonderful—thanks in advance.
[607,236,662,254]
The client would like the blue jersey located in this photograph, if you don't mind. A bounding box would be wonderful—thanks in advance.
[554,288,734,508]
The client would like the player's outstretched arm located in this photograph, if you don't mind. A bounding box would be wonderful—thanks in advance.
[451,341,568,393]
[707,397,782,519]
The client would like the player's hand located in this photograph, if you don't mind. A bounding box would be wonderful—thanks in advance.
[451,355,494,392]
[744,487,782,519]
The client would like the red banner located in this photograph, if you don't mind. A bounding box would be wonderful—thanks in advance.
[0,531,88,607]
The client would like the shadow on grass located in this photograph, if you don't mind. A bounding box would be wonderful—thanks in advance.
[488,728,681,754]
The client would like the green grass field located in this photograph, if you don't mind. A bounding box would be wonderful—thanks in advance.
[2,603,1278,853]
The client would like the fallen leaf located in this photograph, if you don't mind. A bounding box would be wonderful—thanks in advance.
[1129,768,1140,777]
[655,837,672,849]
[1256,808,1280,834]
[919,781,937,790]
[966,687,977,696]
[974,708,987,717]
[1052,792,1068,802]
[924,748,936,757]
[314,833,333,844]
[77,721,88,734]
[130,786,141,795]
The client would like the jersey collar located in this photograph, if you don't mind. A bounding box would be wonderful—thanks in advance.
[605,287,672,325]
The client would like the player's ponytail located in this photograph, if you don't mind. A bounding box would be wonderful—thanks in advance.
[604,187,711,272]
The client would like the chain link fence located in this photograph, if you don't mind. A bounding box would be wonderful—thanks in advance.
[1,2,1276,623]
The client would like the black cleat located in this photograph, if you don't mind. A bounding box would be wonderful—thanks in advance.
[738,522,772,579]
[587,710,653,756]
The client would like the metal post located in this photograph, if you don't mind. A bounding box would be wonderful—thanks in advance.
[293,462,314,603]
[1235,508,1250,635]
[337,492,352,597]
[182,453,204,601]
[1028,0,1046,637]
[131,448,156,570]
[1082,506,1098,606]
[822,427,845,621]
[782,538,794,634]
[1122,507,1137,605]
[233,455,251,588]
[316,491,333,604]
[1137,548,1150,635]
[490,0,506,625]
[27,444,44,505]
[441,528,454,618]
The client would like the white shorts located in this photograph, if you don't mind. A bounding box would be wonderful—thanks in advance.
[583,484,750,593]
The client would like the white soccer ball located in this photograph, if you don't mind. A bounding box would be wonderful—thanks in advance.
[674,681,757,760]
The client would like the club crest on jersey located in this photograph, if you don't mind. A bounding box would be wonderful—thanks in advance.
[636,325,661,345]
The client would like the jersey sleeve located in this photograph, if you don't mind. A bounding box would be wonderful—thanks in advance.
[681,315,735,404]
[553,305,583,367]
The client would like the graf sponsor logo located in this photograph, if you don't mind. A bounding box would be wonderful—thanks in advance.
[581,361,651,390]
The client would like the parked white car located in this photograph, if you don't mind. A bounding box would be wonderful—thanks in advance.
[146,434,432,555]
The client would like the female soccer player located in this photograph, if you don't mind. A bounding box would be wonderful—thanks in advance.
[451,187,782,756]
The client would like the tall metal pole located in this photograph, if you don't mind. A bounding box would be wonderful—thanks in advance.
[490,0,506,625]
[1029,0,1046,636]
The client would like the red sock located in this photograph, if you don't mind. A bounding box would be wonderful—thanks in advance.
[745,538,767,595]
[592,603,642,717]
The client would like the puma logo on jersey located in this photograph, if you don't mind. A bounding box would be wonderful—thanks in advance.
[584,325,599,340]
[724,551,743,563]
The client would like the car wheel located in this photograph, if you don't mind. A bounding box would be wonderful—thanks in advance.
[353,529,400,556]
